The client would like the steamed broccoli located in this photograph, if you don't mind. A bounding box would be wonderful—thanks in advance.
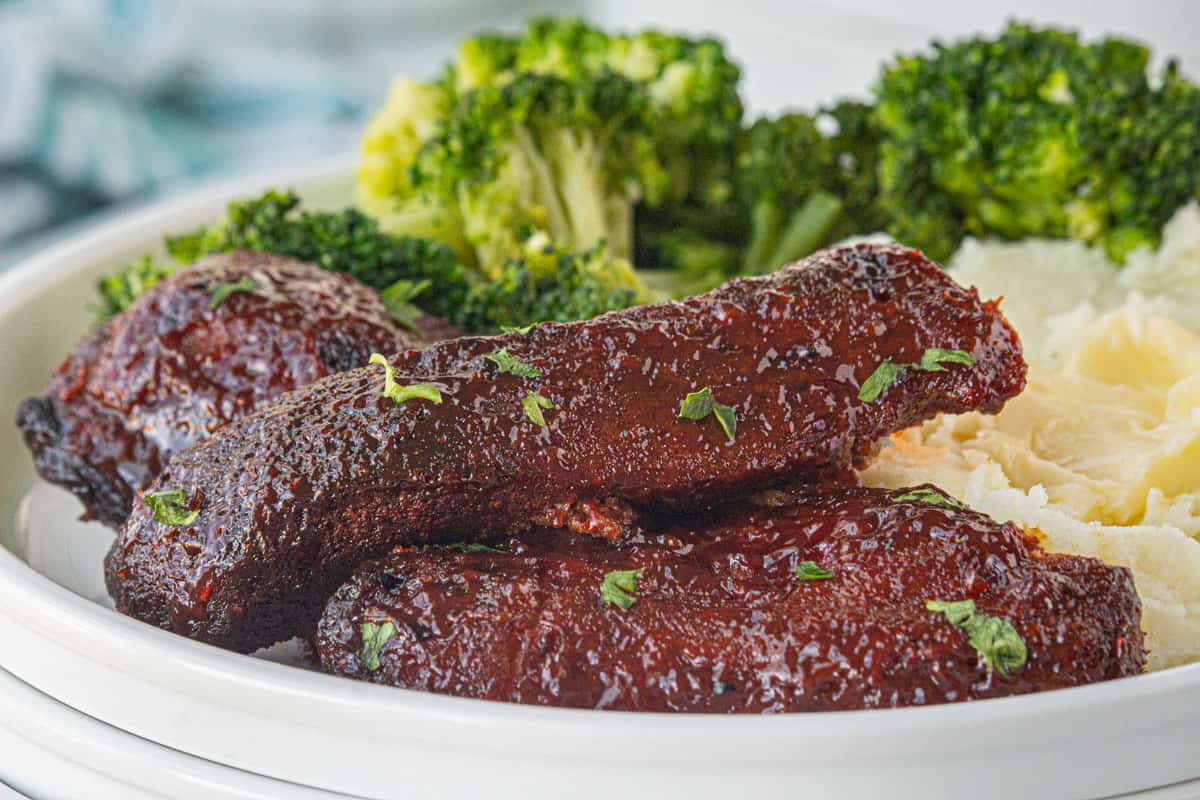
[505,17,744,211]
[94,190,640,334]
[96,190,469,322]
[94,255,176,322]
[875,22,1200,262]
[456,240,640,332]
[737,100,887,274]
[357,17,744,292]
[411,70,665,282]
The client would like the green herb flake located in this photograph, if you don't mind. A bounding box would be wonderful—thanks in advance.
[918,348,976,372]
[484,348,542,379]
[209,277,257,310]
[678,387,737,442]
[361,621,397,672]
[502,322,538,335]
[380,278,431,333]
[368,353,443,406]
[795,561,835,580]
[859,348,976,403]
[858,359,908,402]
[143,489,200,526]
[445,542,505,553]
[522,391,554,427]
[926,599,1028,676]
[893,487,965,510]
[600,568,643,611]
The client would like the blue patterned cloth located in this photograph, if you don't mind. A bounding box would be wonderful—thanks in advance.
[0,0,372,262]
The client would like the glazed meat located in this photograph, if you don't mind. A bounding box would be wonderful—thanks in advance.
[106,244,1027,652]
[16,251,433,527]
[316,487,1145,711]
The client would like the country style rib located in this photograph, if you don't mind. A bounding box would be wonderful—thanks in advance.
[316,487,1145,711]
[106,244,1027,652]
[16,251,437,527]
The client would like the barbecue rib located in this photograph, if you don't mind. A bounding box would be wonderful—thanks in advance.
[16,251,433,527]
[106,244,1027,652]
[316,487,1145,711]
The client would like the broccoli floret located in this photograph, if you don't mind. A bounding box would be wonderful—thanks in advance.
[95,190,469,322]
[356,78,471,259]
[874,22,1199,262]
[93,254,176,322]
[359,17,744,291]
[508,19,744,208]
[456,240,641,331]
[736,100,887,273]
[411,70,664,285]
[94,189,636,335]
[445,34,521,96]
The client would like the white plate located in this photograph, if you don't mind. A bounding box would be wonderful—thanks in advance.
[0,666,359,799]
[1,157,1199,800]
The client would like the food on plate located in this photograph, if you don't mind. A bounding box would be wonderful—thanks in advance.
[358,18,1198,304]
[862,205,1200,670]
[18,15,1200,709]
[360,19,743,291]
[17,251,433,527]
[736,100,887,277]
[98,190,641,335]
[94,190,469,325]
[105,243,1026,653]
[874,23,1200,263]
[315,486,1144,710]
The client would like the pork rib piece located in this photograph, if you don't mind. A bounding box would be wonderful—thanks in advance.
[106,244,1027,652]
[317,487,1145,711]
[16,251,435,527]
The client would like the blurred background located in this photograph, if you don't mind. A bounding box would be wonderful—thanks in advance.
[1,0,1196,269]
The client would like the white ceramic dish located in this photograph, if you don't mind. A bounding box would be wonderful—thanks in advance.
[2,158,1200,800]
[0,666,359,799]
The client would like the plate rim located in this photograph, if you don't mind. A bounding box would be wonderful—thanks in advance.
[3,154,1199,797]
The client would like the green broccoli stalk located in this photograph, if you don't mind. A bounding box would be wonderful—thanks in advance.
[736,100,887,274]
[874,22,1200,262]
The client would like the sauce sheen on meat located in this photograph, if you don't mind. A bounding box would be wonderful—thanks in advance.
[316,487,1145,711]
[106,244,1028,652]
[16,251,430,527]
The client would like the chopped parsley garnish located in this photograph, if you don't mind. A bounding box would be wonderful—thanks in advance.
[380,278,431,333]
[918,347,976,372]
[445,542,504,553]
[502,322,538,335]
[795,561,835,580]
[143,489,200,526]
[209,277,256,310]
[361,621,397,672]
[600,568,643,611]
[484,348,542,379]
[893,487,965,510]
[926,599,1028,676]
[368,353,442,406]
[858,348,976,402]
[522,391,554,427]
[678,387,737,442]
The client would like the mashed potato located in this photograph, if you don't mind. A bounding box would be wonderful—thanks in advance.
[860,204,1200,671]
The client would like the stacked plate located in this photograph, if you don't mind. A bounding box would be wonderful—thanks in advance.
[1,161,1198,799]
